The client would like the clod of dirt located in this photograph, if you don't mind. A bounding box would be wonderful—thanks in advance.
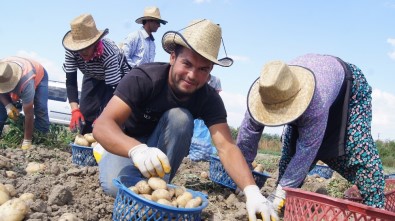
[48,185,72,206]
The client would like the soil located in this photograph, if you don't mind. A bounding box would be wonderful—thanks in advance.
[0,145,347,221]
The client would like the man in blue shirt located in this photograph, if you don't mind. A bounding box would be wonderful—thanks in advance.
[121,6,167,68]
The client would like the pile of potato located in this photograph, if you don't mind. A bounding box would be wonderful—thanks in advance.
[128,177,203,209]
[0,183,32,221]
[251,160,264,173]
[74,133,97,147]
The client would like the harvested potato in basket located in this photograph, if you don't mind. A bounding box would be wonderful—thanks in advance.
[128,177,203,208]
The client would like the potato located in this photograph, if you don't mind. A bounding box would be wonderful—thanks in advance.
[0,184,10,205]
[59,213,81,221]
[253,164,264,173]
[148,177,167,190]
[128,186,139,194]
[251,160,258,168]
[140,194,153,201]
[176,191,193,207]
[19,193,35,205]
[25,162,45,174]
[5,171,17,179]
[200,171,208,179]
[157,199,174,207]
[0,198,29,221]
[83,133,96,144]
[4,184,16,197]
[0,155,11,169]
[167,187,175,198]
[151,189,171,202]
[74,134,89,146]
[185,197,202,208]
[0,190,10,206]
[135,180,152,195]
[174,186,186,197]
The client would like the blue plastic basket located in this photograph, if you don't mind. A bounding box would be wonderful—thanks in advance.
[308,164,333,179]
[112,176,209,221]
[71,143,97,166]
[209,155,270,190]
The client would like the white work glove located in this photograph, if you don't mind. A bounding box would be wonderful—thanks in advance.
[268,184,286,214]
[128,144,171,178]
[5,103,19,121]
[244,185,279,221]
[21,139,32,150]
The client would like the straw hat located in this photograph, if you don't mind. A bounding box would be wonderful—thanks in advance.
[247,61,316,126]
[135,6,167,25]
[62,14,109,52]
[162,19,232,67]
[0,61,22,93]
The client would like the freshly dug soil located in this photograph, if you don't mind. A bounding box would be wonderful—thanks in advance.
[0,146,346,221]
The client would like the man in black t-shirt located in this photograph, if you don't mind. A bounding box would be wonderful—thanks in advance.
[93,19,279,221]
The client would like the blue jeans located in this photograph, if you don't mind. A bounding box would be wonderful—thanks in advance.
[98,108,194,197]
[0,70,49,134]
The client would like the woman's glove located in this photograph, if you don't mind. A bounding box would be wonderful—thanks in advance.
[21,139,32,150]
[5,103,19,121]
[70,108,85,132]
[128,144,171,178]
[268,185,286,214]
[244,185,279,221]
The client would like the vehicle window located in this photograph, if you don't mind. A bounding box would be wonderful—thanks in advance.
[48,85,67,102]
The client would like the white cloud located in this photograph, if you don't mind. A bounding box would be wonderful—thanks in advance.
[387,38,395,60]
[372,88,395,140]
[220,91,246,128]
[16,50,65,82]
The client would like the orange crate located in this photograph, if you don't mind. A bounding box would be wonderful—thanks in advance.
[284,187,395,221]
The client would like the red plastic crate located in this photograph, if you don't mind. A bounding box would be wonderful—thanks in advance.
[343,179,395,212]
[284,187,395,220]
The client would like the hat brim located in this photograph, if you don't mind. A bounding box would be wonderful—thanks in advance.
[247,65,316,126]
[135,17,168,25]
[162,31,233,67]
[62,28,109,52]
[0,62,22,93]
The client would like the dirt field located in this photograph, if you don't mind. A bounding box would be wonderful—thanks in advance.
[0,145,349,221]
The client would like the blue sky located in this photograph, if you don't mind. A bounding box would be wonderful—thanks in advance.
[1,0,395,140]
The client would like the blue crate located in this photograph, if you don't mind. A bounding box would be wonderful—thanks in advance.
[209,155,270,190]
[308,165,333,179]
[71,143,97,166]
[112,176,209,221]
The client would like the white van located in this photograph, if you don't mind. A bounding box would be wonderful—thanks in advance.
[47,80,79,125]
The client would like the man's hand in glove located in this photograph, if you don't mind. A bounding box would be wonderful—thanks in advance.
[268,185,286,215]
[70,108,85,132]
[5,103,19,121]
[128,144,171,178]
[244,185,279,221]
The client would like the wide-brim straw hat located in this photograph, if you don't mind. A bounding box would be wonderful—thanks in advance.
[0,61,22,93]
[135,6,167,25]
[162,19,233,67]
[247,61,316,126]
[62,13,109,52]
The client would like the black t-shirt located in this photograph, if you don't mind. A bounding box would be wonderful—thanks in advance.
[115,62,227,137]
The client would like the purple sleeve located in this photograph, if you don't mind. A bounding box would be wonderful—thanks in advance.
[236,111,264,166]
[279,113,328,187]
